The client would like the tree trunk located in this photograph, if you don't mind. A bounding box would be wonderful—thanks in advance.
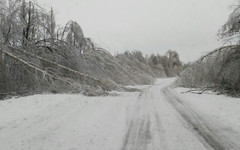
[0,45,6,93]
[0,45,2,63]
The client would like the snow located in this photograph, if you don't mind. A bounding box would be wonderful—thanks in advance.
[0,78,240,150]
[173,87,240,148]
[0,93,138,150]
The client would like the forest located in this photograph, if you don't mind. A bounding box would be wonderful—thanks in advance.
[2,0,240,99]
[0,0,183,99]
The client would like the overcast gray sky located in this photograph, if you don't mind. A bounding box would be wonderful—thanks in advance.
[37,0,235,62]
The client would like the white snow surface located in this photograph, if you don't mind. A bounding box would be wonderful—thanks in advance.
[173,87,240,148]
[0,78,240,150]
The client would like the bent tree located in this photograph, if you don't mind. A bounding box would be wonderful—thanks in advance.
[219,1,240,44]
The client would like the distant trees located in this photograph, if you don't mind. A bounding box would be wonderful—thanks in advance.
[119,50,182,77]
[151,50,182,76]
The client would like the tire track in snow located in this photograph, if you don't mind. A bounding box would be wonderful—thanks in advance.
[121,89,151,150]
[162,87,239,150]
[121,87,167,150]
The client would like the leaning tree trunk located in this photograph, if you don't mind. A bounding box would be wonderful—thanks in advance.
[0,45,6,95]
[0,45,2,62]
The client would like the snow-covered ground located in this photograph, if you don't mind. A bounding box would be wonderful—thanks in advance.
[173,87,240,149]
[0,93,138,150]
[0,78,240,150]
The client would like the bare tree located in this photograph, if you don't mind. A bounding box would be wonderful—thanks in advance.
[61,21,85,53]
[219,1,240,44]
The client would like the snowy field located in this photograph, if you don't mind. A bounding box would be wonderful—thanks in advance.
[0,78,240,150]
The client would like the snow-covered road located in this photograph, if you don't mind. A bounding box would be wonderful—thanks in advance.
[1,78,240,150]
